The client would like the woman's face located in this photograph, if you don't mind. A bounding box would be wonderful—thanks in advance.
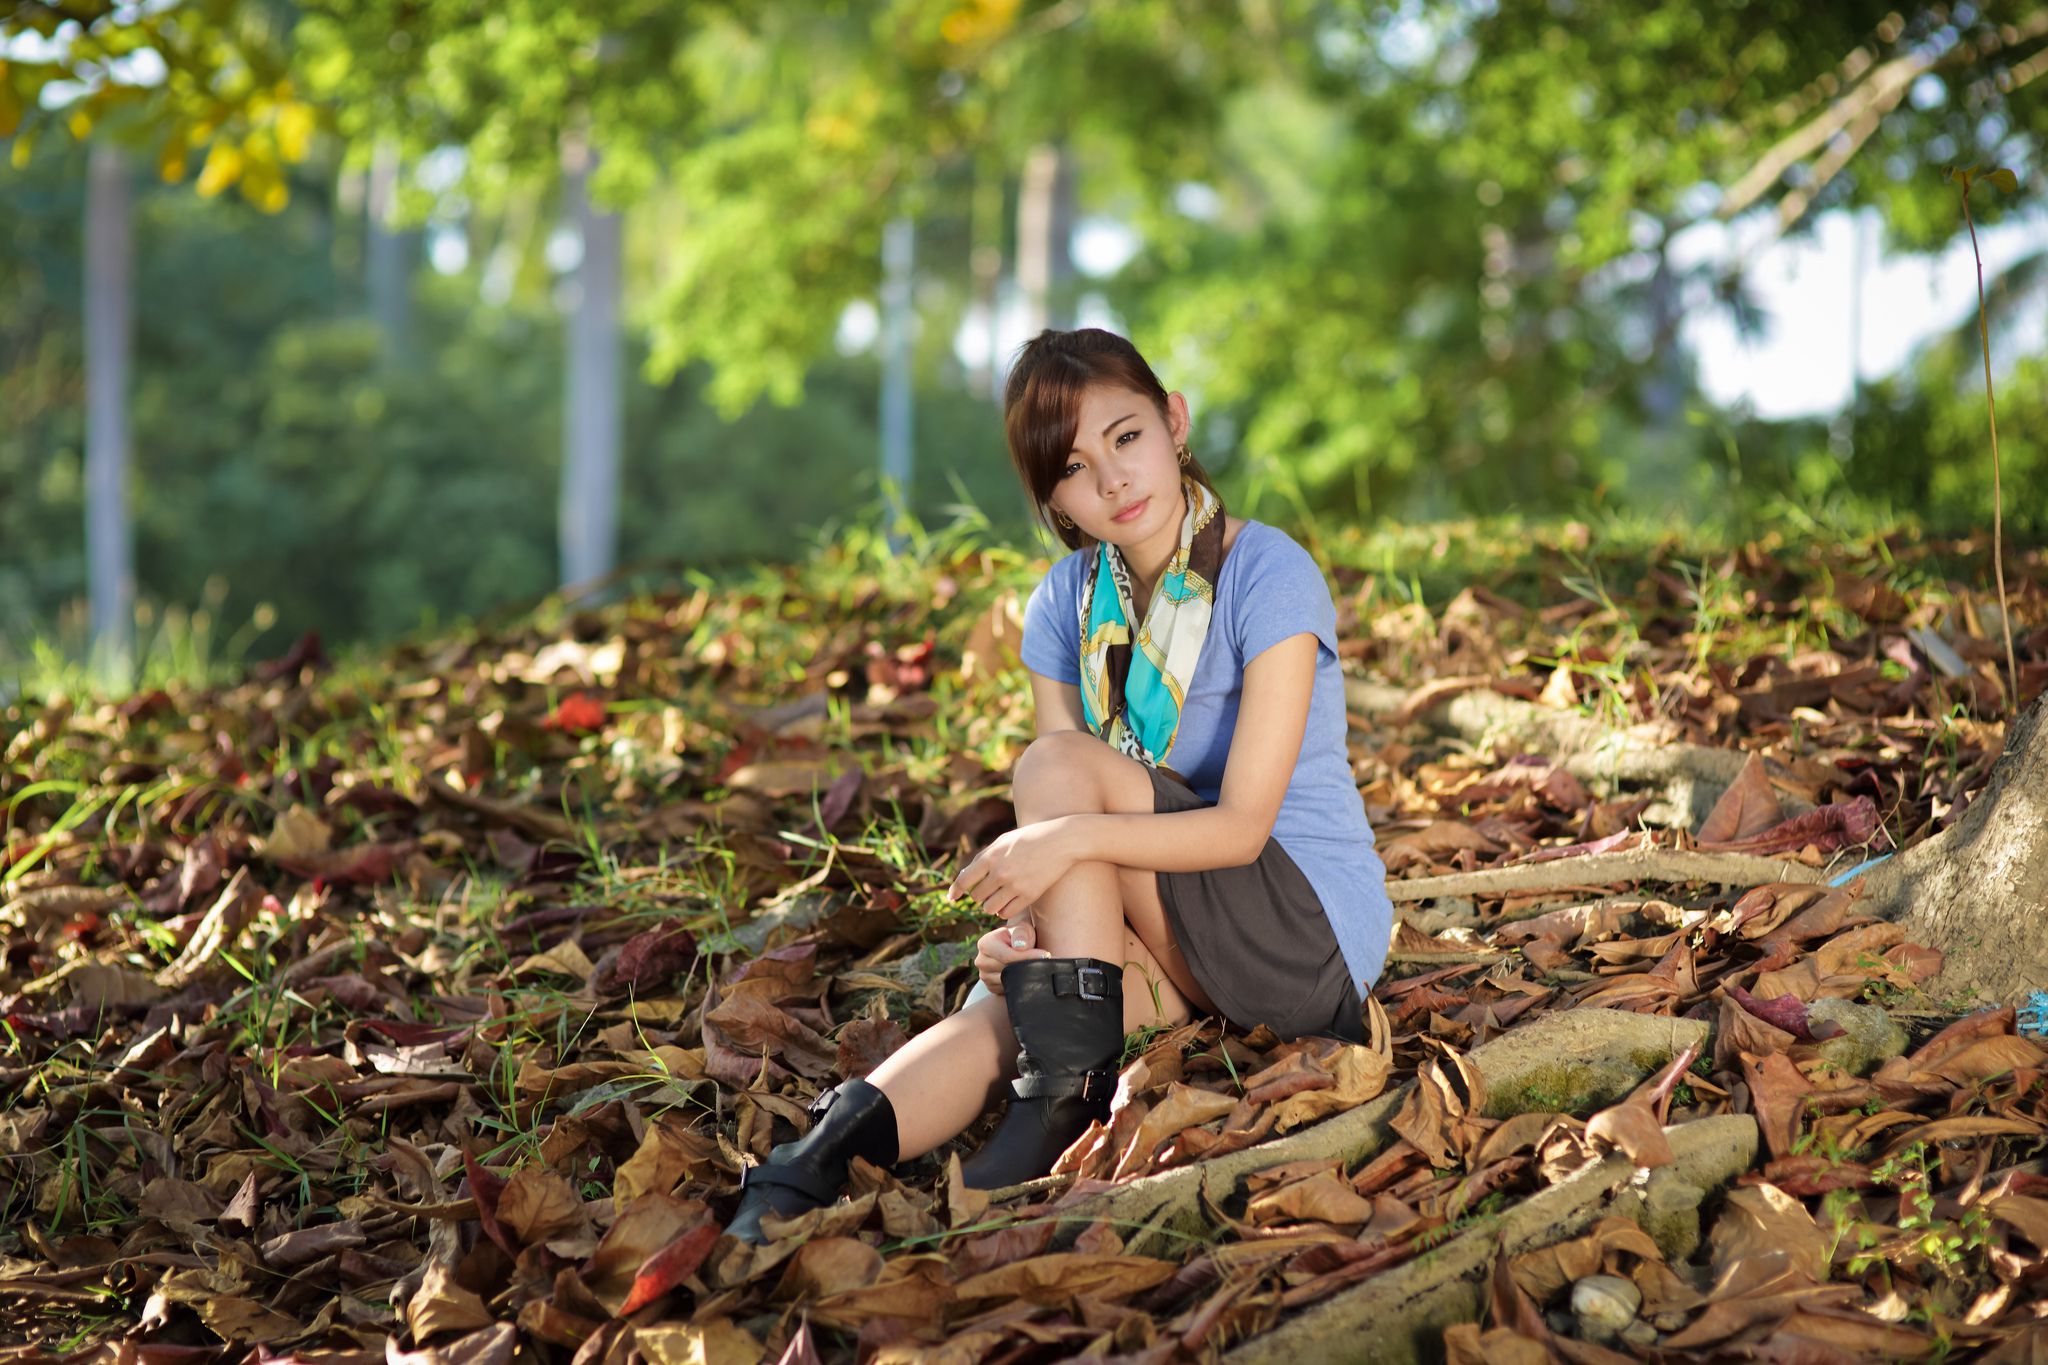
[1047,384,1192,549]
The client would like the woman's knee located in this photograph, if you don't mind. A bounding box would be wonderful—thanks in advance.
[1012,730,1108,821]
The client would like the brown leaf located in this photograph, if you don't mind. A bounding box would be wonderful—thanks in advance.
[385,1322,518,1365]
[1581,1101,1673,1170]
[1923,1035,2048,1086]
[834,1015,908,1080]
[1113,1082,1239,1179]
[951,1253,1177,1305]
[632,1321,764,1365]
[258,1219,365,1268]
[1725,984,1828,1041]
[771,1236,884,1302]
[1716,993,1798,1073]
[1245,1171,1379,1228]
[1266,1045,1391,1132]
[138,1178,223,1239]
[1756,1307,1935,1360]
[1380,820,1501,873]
[1697,752,1783,843]
[725,758,849,799]
[495,1166,589,1246]
[615,1116,725,1205]
[1711,1183,1829,1282]
[1740,1049,1813,1161]
[154,866,259,991]
[1390,1050,1486,1170]
[1508,1214,1665,1304]
[704,991,839,1079]
[408,1261,494,1341]
[1984,1194,2048,1252]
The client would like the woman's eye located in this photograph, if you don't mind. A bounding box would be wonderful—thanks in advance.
[1063,463,1081,477]
[1116,430,1139,446]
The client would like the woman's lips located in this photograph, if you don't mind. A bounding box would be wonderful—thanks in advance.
[1111,497,1149,524]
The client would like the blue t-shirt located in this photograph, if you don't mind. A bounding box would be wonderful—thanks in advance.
[1019,520,1393,993]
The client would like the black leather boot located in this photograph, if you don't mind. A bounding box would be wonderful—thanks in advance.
[727,1078,900,1244]
[960,957,1125,1190]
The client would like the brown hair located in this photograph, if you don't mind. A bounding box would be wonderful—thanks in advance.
[1001,327,1226,551]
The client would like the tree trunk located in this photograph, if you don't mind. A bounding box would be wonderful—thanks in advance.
[84,141,135,692]
[1860,694,2048,1010]
[1015,142,1074,335]
[879,215,915,554]
[367,138,415,366]
[559,127,622,599]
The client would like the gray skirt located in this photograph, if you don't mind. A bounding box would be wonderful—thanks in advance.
[1148,763,1366,1045]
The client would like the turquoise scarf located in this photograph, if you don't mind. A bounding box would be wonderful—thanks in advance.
[1076,474,1226,767]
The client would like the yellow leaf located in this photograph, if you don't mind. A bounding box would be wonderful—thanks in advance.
[158,126,190,182]
[940,0,1021,46]
[275,101,314,162]
[1988,167,2019,194]
[12,127,39,168]
[67,107,92,140]
[238,158,290,215]
[195,140,243,197]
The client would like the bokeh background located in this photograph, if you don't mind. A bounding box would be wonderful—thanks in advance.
[3,1,2043,699]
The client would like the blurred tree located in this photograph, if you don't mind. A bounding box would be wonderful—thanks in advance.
[9,0,2045,571]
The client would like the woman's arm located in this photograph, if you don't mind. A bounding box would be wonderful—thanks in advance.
[1027,669,1088,737]
[1060,631,1319,873]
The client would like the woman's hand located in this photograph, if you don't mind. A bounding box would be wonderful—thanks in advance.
[973,917,1050,995]
[947,819,1081,924]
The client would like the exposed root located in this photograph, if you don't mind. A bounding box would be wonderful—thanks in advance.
[1859,693,2048,1009]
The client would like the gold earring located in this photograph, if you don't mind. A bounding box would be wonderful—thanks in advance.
[1177,443,1192,467]
[1054,509,1076,529]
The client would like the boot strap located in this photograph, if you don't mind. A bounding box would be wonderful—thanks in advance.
[738,1160,836,1205]
[1013,1068,1115,1104]
[1051,963,1113,1001]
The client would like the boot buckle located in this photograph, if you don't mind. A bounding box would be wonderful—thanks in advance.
[1076,965,1108,1001]
[1079,1069,1114,1104]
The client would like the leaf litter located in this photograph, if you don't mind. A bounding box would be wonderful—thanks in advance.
[1,528,2044,1362]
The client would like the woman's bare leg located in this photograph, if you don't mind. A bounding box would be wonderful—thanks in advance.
[864,991,1015,1161]
[866,732,1209,1160]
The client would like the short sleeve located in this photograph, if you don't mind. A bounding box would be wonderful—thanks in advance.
[1019,556,1081,683]
[1233,530,1339,666]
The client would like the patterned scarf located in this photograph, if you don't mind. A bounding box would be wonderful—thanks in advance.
[1077,473,1225,768]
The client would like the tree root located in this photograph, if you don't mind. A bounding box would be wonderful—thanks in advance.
[1220,1114,1759,1365]
[1858,694,2048,1009]
[1387,846,1827,905]
[1043,1009,1709,1257]
[1347,679,1814,831]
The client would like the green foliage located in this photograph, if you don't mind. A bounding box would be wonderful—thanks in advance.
[8,0,2046,678]
[0,135,1044,685]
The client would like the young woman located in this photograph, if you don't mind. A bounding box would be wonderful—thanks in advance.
[728,328,1394,1243]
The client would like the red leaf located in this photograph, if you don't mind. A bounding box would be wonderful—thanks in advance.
[617,1222,719,1315]
[542,692,608,734]
[1726,984,1829,1041]
[463,1151,515,1256]
[594,925,698,997]
[1698,797,1885,857]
